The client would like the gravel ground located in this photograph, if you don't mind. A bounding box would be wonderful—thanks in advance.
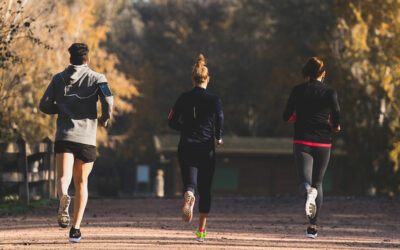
[0,196,399,249]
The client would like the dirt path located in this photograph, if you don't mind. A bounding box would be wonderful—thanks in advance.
[1,197,399,249]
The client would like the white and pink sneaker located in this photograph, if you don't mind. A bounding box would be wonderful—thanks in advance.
[305,187,318,219]
[182,192,195,223]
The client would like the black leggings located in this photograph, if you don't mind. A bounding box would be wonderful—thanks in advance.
[178,145,215,214]
[293,143,331,225]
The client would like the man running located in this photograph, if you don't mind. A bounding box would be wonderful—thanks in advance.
[283,57,340,239]
[168,54,224,242]
[39,43,113,243]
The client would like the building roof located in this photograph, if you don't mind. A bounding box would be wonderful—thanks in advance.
[154,134,345,155]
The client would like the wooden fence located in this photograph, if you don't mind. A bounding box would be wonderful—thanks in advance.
[0,138,57,205]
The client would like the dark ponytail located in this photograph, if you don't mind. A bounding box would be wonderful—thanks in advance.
[302,57,325,80]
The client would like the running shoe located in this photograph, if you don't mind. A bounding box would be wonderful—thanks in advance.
[182,192,195,223]
[305,187,317,219]
[69,227,81,243]
[58,195,71,228]
[306,226,318,239]
[196,228,207,242]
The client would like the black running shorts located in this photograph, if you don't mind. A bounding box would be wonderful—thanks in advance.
[54,140,96,163]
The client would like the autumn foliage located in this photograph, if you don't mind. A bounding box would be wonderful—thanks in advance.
[1,0,400,195]
[0,0,138,143]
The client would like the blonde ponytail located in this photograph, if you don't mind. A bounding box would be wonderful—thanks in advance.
[192,53,209,84]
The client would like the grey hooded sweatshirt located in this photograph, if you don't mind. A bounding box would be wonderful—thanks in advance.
[39,64,113,146]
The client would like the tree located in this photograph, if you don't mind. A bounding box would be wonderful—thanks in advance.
[0,0,55,142]
[333,0,400,195]
[0,0,139,143]
[105,0,336,163]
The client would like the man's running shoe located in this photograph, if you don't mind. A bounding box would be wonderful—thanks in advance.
[58,195,71,228]
[196,228,207,242]
[69,227,81,243]
[306,226,318,239]
[305,187,317,219]
[182,192,195,223]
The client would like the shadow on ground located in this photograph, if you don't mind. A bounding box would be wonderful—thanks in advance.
[1,197,399,249]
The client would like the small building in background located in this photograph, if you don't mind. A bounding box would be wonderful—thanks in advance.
[154,134,347,197]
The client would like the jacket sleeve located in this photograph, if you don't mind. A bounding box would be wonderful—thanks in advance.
[39,75,59,114]
[283,87,296,122]
[168,95,184,131]
[98,75,113,123]
[214,97,224,140]
[329,89,340,129]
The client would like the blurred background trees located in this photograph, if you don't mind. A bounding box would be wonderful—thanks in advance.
[333,0,400,195]
[1,0,400,195]
[0,0,54,142]
[0,0,138,143]
[105,0,334,156]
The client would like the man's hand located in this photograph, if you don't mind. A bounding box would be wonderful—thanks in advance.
[98,117,108,127]
[216,139,223,147]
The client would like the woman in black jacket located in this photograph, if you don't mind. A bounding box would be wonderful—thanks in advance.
[168,54,224,242]
[283,57,340,239]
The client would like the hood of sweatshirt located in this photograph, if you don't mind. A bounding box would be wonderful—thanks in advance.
[63,64,90,86]
[60,64,99,99]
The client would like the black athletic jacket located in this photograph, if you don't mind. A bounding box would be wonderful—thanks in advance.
[283,80,340,144]
[168,87,224,147]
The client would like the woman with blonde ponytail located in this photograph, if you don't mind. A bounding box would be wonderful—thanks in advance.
[168,54,224,242]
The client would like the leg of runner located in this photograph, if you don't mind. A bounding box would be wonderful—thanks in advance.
[56,153,74,228]
[198,213,207,229]
[294,144,319,238]
[56,153,74,198]
[72,158,93,228]
[70,158,93,243]
[196,148,215,242]
[179,146,197,223]
[294,144,316,217]
[196,213,208,242]
[309,147,330,226]
[295,144,331,238]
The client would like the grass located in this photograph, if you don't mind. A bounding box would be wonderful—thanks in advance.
[0,195,54,216]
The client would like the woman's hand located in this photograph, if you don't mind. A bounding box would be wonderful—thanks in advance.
[288,113,296,123]
[331,125,341,132]
[216,139,223,147]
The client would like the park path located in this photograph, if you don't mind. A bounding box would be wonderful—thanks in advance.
[1,197,399,249]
